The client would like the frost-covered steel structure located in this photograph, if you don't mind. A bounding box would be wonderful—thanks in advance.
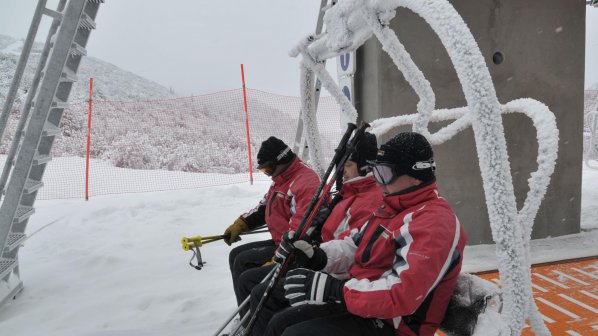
[292,0,563,335]
[0,0,103,309]
[356,0,585,245]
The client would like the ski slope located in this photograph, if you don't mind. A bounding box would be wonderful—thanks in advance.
[0,164,596,335]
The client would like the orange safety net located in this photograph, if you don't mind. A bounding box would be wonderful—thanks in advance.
[1,90,596,200]
[0,89,342,200]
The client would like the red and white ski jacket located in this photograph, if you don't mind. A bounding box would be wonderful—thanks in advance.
[320,175,382,242]
[240,157,320,244]
[320,182,467,336]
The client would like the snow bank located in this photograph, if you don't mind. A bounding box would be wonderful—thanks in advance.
[463,232,598,274]
[0,181,272,336]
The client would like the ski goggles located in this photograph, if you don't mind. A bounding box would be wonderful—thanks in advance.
[257,147,291,177]
[257,161,276,176]
[369,162,397,185]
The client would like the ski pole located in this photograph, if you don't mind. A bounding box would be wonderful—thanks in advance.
[181,229,270,251]
[212,265,278,336]
[243,122,369,335]
[183,229,271,270]
[181,236,220,250]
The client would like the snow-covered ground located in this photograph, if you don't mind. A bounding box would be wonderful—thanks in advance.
[0,181,268,336]
[0,165,596,335]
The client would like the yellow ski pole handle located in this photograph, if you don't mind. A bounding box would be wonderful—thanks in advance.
[185,234,222,242]
[181,228,270,250]
[181,236,223,251]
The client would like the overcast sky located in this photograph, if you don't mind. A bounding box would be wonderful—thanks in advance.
[1,0,597,95]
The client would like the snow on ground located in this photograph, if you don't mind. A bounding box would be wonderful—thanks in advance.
[34,156,265,200]
[0,165,596,335]
[581,165,598,231]
[1,179,272,335]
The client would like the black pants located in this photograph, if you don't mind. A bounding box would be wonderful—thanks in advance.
[229,240,276,313]
[282,312,395,336]
[248,277,290,335]
[237,265,275,317]
[248,280,395,336]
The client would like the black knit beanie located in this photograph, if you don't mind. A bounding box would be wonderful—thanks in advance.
[375,132,435,182]
[257,136,296,168]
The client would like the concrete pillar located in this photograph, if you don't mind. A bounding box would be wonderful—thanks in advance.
[355,0,585,244]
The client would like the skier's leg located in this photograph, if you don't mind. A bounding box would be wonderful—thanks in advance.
[236,265,274,317]
[281,313,395,336]
[263,303,346,336]
[230,240,275,306]
[247,280,288,335]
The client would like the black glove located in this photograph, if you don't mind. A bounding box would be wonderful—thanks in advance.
[305,204,336,244]
[274,231,298,264]
[284,268,346,307]
[274,231,327,270]
[308,194,342,236]
[311,206,332,228]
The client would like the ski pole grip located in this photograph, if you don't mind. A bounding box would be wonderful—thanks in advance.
[333,123,357,158]
[342,121,370,167]
[345,122,358,133]
[181,236,203,250]
[351,122,370,146]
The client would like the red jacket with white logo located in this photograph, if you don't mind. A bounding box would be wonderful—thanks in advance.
[321,182,467,336]
[320,175,382,242]
[240,157,320,244]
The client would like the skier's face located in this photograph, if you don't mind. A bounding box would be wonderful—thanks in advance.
[343,161,359,182]
[380,174,422,196]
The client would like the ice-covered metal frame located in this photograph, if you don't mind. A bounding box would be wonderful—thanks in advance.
[290,1,559,335]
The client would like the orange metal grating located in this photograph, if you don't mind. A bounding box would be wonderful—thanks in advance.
[436,257,598,335]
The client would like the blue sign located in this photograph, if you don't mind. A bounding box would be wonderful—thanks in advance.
[337,51,355,76]
[340,53,351,72]
[342,85,351,101]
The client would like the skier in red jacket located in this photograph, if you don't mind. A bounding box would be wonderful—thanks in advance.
[234,133,381,327]
[253,132,467,336]
[224,136,320,311]
[318,132,382,242]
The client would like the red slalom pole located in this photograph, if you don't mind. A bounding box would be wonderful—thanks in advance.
[85,78,93,200]
[241,64,254,185]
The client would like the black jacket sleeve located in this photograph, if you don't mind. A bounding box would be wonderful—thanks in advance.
[240,194,267,230]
